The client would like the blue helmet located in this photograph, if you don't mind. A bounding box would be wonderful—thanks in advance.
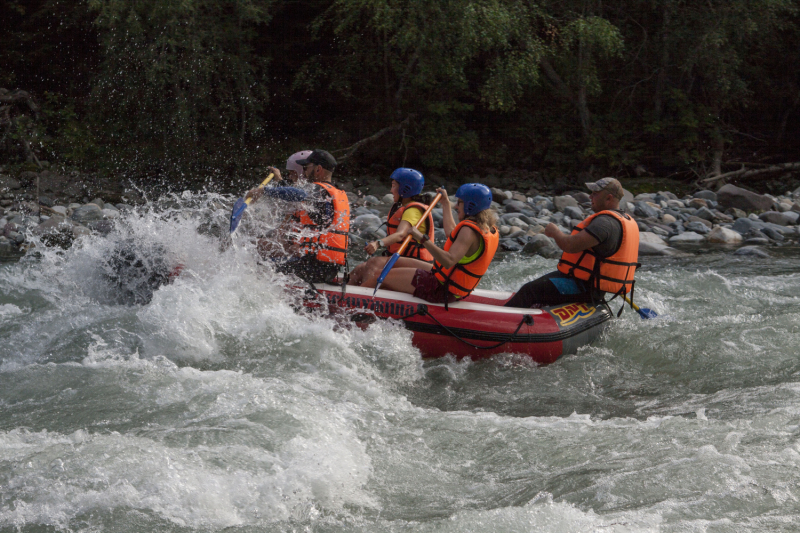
[455,183,492,216]
[390,168,424,198]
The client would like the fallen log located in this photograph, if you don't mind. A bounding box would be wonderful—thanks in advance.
[701,162,800,184]
[332,115,414,162]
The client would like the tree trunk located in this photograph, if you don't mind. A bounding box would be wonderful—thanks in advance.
[711,127,724,177]
[577,85,591,139]
[654,1,671,119]
[776,90,800,144]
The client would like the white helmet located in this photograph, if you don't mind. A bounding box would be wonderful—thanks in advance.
[286,150,313,180]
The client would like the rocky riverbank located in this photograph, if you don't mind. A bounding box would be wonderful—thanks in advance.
[348,182,800,261]
[1,166,799,263]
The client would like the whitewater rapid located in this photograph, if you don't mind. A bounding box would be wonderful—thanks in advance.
[2,193,800,532]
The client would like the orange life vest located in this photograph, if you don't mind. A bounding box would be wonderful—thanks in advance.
[291,182,350,266]
[385,202,434,262]
[557,210,639,295]
[432,220,499,298]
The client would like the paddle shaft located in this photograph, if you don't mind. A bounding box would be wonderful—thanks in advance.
[230,172,276,234]
[245,172,275,206]
[372,193,443,296]
[623,294,657,319]
[622,294,642,312]
[393,193,442,255]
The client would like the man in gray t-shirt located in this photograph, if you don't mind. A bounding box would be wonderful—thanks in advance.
[583,213,623,258]
[505,178,633,308]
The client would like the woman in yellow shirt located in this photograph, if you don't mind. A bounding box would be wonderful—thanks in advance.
[348,168,434,285]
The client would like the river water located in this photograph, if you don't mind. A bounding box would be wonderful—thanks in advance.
[2,194,800,532]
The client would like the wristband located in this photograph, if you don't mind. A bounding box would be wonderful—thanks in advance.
[420,234,430,244]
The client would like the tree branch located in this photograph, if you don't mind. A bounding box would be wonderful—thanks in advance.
[701,162,800,184]
[332,115,415,162]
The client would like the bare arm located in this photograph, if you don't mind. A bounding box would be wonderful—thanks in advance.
[245,166,283,202]
[410,224,477,269]
[544,223,599,253]
[365,220,412,254]
[438,188,456,235]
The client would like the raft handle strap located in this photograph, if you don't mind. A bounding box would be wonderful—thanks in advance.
[401,305,533,350]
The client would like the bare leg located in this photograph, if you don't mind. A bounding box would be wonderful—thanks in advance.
[374,267,419,295]
[361,257,433,288]
[348,256,389,286]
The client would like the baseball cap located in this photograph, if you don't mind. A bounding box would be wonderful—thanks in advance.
[585,177,625,200]
[296,149,337,171]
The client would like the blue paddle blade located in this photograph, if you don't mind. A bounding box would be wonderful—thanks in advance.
[229,197,248,233]
[637,307,658,319]
[373,253,400,296]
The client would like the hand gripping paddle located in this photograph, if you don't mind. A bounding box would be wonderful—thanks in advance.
[373,193,442,296]
[230,172,274,234]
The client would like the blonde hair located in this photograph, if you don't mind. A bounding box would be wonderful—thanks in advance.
[469,209,498,233]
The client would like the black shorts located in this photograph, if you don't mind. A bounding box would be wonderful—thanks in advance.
[504,270,605,308]
[275,255,339,284]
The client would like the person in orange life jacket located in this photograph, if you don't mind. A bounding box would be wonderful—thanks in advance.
[504,178,640,308]
[243,150,313,258]
[245,149,350,284]
[347,168,434,286]
[360,183,499,304]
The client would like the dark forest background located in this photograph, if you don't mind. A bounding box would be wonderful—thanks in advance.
[3,0,800,192]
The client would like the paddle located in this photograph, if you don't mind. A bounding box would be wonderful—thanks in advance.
[373,193,442,296]
[230,172,275,234]
[623,295,658,319]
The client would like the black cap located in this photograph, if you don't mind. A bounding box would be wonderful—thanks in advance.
[296,149,337,171]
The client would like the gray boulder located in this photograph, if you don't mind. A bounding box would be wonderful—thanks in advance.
[658,191,680,201]
[639,241,682,256]
[71,204,103,225]
[759,211,794,226]
[571,192,591,204]
[502,199,527,213]
[783,211,800,224]
[694,190,717,201]
[500,239,523,252]
[0,175,21,191]
[761,226,785,241]
[694,207,716,221]
[522,234,560,258]
[563,205,583,220]
[553,195,579,212]
[639,231,667,246]
[706,226,743,244]
[669,231,706,243]
[666,199,685,209]
[362,195,381,206]
[687,215,712,228]
[685,221,711,234]
[734,246,770,258]
[351,214,382,231]
[634,202,660,218]
[717,184,774,212]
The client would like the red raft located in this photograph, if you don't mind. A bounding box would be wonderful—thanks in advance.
[308,283,613,364]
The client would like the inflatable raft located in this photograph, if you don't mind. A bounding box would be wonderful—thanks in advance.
[306,283,613,364]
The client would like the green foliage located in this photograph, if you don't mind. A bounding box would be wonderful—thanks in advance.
[88,0,275,171]
[415,101,479,170]
[40,92,101,166]
[5,0,800,181]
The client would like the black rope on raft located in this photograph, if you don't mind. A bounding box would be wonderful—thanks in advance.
[400,304,534,350]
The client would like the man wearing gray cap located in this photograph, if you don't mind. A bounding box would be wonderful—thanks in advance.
[505,177,640,308]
